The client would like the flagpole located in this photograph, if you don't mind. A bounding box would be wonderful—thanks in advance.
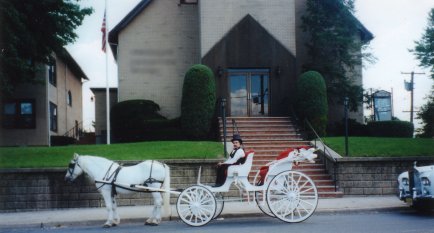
[104,0,110,145]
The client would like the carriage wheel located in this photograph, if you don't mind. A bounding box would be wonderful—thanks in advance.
[254,191,274,217]
[213,193,225,219]
[176,185,217,226]
[266,171,318,223]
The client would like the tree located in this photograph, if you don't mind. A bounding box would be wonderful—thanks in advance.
[416,90,434,138]
[301,0,374,111]
[0,0,92,95]
[411,8,434,79]
[412,8,434,138]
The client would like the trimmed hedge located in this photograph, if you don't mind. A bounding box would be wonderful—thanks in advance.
[327,118,370,136]
[111,100,184,142]
[296,71,328,136]
[368,121,414,138]
[181,64,216,139]
[50,136,76,146]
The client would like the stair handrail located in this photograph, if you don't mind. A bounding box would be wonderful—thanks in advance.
[63,121,83,141]
[289,106,338,192]
[231,119,241,137]
[303,118,339,192]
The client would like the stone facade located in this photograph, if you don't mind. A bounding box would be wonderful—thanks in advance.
[199,0,297,57]
[0,160,218,212]
[116,0,199,118]
[3,158,434,212]
[108,0,371,124]
[321,156,434,195]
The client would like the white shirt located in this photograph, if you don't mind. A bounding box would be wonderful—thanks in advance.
[223,148,245,164]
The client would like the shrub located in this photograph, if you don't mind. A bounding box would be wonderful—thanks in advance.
[51,136,76,146]
[181,64,216,138]
[327,118,370,136]
[296,71,328,136]
[367,120,414,138]
[111,99,171,142]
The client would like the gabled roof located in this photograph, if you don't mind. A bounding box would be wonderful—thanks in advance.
[57,48,89,80]
[108,0,153,59]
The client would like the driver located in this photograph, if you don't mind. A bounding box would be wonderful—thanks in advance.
[214,134,245,187]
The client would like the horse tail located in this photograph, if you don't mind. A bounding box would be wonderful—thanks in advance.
[162,164,171,217]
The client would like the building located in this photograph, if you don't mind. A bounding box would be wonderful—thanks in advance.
[107,0,372,126]
[90,88,118,144]
[0,49,88,146]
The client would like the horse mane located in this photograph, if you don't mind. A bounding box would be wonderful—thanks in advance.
[78,155,118,178]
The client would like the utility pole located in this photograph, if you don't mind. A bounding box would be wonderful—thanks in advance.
[401,71,425,123]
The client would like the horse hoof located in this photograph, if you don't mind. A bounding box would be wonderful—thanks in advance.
[145,222,159,226]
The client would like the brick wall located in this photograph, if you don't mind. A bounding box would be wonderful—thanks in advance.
[200,0,297,57]
[321,156,434,195]
[3,158,434,212]
[0,160,219,212]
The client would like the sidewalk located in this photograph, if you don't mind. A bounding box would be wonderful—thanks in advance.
[0,196,408,228]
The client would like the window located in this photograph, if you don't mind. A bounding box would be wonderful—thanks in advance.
[67,91,72,106]
[48,59,56,86]
[2,99,36,129]
[50,102,57,132]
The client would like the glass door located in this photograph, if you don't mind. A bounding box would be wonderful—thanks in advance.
[228,69,269,116]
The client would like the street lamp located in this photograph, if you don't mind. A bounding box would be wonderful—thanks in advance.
[221,98,227,158]
[344,97,349,157]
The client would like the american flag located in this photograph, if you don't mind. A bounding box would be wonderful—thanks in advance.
[101,11,106,52]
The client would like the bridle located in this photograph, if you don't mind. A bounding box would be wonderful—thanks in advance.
[67,158,80,178]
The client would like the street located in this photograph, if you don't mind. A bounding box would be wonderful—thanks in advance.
[2,209,434,233]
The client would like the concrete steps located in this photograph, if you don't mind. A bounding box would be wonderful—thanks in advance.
[219,116,343,198]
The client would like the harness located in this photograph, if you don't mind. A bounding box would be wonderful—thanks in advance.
[95,160,164,197]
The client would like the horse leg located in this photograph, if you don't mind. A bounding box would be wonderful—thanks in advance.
[145,192,162,226]
[112,196,120,226]
[101,190,115,228]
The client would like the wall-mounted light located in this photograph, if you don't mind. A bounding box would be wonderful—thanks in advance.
[275,66,281,76]
[217,66,224,77]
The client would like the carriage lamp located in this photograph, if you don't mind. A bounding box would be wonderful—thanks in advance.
[421,177,431,186]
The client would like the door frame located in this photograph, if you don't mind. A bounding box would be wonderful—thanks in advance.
[227,68,270,116]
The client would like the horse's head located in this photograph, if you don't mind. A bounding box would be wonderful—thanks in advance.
[65,153,84,183]
[288,147,318,164]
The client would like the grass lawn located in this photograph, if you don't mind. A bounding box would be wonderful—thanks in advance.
[323,137,434,157]
[0,141,224,168]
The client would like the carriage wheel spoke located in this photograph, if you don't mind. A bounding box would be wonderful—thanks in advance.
[267,171,318,223]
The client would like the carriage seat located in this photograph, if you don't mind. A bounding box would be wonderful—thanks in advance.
[227,150,254,178]
[258,146,311,184]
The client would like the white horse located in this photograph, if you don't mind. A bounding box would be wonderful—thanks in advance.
[64,153,171,227]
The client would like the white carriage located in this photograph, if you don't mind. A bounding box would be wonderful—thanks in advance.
[65,147,318,227]
[175,147,319,226]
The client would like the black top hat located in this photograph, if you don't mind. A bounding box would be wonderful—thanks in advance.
[231,134,243,144]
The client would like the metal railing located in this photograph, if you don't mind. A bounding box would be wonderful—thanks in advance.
[303,119,339,192]
[63,121,83,141]
[220,98,228,157]
[289,106,339,192]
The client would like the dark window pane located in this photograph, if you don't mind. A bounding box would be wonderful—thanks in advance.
[4,103,16,115]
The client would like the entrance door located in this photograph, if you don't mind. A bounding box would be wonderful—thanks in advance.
[228,69,269,116]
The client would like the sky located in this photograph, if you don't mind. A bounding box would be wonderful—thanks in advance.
[66,0,434,132]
